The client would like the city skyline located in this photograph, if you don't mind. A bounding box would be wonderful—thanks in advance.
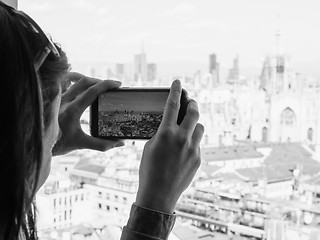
[20,0,320,78]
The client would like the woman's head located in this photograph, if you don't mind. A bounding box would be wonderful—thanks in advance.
[0,2,70,239]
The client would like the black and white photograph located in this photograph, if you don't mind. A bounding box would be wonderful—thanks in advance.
[1,0,320,239]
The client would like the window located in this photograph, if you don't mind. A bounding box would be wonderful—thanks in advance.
[24,1,319,238]
[281,108,296,126]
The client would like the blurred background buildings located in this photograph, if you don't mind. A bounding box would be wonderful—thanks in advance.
[35,43,320,239]
[17,0,320,239]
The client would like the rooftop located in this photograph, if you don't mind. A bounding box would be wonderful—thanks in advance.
[197,187,241,200]
[237,165,292,183]
[303,173,320,185]
[75,164,105,174]
[100,171,139,183]
[201,145,263,162]
[210,171,246,182]
[200,143,320,183]
[172,223,228,240]
[265,143,311,164]
[264,143,320,176]
[199,164,221,177]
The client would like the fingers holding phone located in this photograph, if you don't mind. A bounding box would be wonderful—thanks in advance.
[180,100,200,137]
[90,85,188,139]
[53,75,124,156]
[192,123,205,146]
[160,79,182,128]
[136,80,204,214]
[62,73,100,101]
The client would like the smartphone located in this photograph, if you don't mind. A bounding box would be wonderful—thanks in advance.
[90,88,189,139]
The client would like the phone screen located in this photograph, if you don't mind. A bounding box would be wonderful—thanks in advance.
[97,90,169,138]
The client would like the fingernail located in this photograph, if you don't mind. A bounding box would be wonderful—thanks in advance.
[106,79,121,84]
[174,79,181,85]
[112,80,122,85]
[189,99,197,106]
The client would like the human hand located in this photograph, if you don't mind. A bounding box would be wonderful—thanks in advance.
[136,80,204,214]
[2,0,18,9]
[52,72,125,156]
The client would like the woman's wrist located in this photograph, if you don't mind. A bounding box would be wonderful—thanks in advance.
[136,189,176,214]
[121,203,176,240]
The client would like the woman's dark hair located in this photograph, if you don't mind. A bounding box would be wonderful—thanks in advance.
[0,4,70,240]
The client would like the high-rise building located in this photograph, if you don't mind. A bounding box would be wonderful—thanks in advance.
[134,46,147,83]
[116,63,125,76]
[209,53,220,84]
[228,55,240,83]
[209,53,217,73]
[115,63,126,82]
[233,56,239,79]
[147,63,157,82]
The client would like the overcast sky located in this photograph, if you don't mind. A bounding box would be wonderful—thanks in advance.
[99,91,168,112]
[20,0,320,78]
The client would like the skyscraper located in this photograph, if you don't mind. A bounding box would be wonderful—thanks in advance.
[134,45,147,83]
[116,63,125,76]
[233,55,239,79]
[209,53,217,73]
[228,55,239,82]
[147,63,157,82]
[115,63,126,82]
[209,53,220,84]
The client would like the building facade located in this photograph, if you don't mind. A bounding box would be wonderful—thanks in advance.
[196,53,320,152]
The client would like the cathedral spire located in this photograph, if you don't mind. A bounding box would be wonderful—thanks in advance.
[274,14,284,55]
